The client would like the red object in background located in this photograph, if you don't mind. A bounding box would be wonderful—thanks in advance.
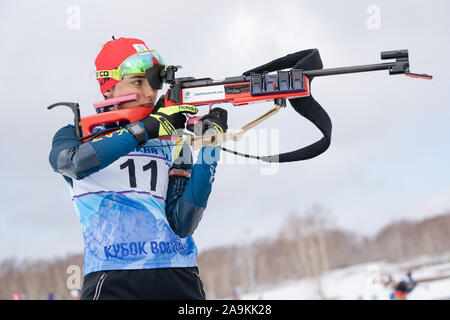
[12,291,21,300]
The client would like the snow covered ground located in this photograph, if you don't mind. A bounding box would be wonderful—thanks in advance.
[237,253,450,300]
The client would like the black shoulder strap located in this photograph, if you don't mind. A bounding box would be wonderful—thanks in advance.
[222,49,332,163]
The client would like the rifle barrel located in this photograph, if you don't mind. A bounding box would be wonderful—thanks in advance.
[303,62,395,77]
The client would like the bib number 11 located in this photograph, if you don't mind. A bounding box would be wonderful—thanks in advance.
[120,159,157,191]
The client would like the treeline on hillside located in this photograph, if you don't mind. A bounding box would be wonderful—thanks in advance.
[1,208,449,299]
[199,209,450,298]
[0,254,83,300]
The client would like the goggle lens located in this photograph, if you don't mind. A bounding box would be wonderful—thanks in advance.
[96,50,165,81]
[120,50,165,78]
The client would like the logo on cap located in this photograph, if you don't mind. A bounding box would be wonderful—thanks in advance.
[96,70,111,78]
[132,43,149,52]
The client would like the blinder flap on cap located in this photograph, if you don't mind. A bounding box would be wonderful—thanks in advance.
[145,64,166,90]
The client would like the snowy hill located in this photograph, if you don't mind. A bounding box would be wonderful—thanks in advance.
[237,253,450,300]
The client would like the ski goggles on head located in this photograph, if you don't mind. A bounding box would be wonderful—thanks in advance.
[96,50,165,82]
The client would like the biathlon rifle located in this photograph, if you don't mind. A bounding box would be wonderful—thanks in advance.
[48,49,432,163]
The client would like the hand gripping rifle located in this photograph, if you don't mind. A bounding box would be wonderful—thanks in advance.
[48,49,431,163]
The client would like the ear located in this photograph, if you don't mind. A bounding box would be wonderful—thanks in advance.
[103,86,114,99]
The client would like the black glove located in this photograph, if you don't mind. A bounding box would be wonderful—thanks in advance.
[187,107,228,133]
[187,107,228,147]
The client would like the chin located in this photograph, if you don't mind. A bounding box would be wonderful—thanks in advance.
[118,104,140,110]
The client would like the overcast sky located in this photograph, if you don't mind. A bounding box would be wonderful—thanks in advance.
[0,0,449,261]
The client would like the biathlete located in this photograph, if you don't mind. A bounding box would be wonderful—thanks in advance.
[49,37,227,300]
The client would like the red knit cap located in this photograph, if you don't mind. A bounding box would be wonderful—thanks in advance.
[95,37,150,94]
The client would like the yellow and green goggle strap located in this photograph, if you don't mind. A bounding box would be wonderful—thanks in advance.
[96,50,165,81]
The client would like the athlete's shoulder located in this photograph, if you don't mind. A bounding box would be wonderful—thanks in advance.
[56,123,76,132]
[52,124,78,140]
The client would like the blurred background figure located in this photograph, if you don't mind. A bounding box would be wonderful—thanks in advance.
[386,271,417,300]
[231,287,240,300]
[45,292,55,300]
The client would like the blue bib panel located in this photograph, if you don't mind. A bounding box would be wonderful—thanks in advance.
[69,139,198,276]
